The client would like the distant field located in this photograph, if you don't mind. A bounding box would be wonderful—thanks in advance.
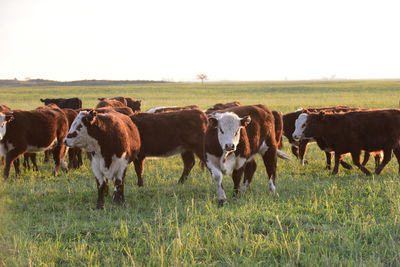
[1,80,400,265]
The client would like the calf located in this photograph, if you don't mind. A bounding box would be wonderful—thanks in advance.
[98,97,142,112]
[40,97,82,109]
[64,110,141,209]
[205,105,290,206]
[129,109,208,186]
[0,106,69,178]
[292,110,400,175]
[146,105,199,113]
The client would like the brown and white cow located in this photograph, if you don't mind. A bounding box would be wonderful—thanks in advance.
[64,110,141,209]
[205,105,291,206]
[129,109,208,186]
[98,97,142,112]
[146,105,200,113]
[292,109,400,175]
[0,106,69,178]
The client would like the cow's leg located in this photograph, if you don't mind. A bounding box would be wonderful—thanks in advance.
[374,152,382,172]
[178,151,195,183]
[77,149,83,168]
[95,178,108,210]
[324,152,332,169]
[232,167,245,199]
[291,145,299,158]
[23,154,30,169]
[133,156,145,187]
[68,148,76,169]
[31,153,38,171]
[206,160,226,206]
[299,140,309,165]
[13,157,21,177]
[52,142,67,176]
[113,168,127,205]
[361,151,371,166]
[262,145,278,194]
[339,154,352,170]
[332,152,341,175]
[43,150,51,163]
[351,151,371,175]
[375,148,392,175]
[4,148,25,179]
[242,159,257,192]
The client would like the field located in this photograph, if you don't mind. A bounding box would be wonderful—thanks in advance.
[1,80,400,265]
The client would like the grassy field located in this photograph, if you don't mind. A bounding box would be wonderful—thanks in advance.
[1,80,400,265]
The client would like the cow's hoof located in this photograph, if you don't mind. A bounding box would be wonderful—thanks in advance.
[218,199,227,207]
[96,204,104,210]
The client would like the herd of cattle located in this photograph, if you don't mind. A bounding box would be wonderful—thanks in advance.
[1,97,399,208]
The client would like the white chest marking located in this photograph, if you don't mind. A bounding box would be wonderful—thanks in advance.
[91,152,129,184]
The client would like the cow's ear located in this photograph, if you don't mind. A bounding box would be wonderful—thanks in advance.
[208,116,218,128]
[86,109,98,125]
[98,97,105,101]
[40,98,44,103]
[240,115,251,127]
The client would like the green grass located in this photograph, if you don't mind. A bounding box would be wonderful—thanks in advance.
[1,80,400,265]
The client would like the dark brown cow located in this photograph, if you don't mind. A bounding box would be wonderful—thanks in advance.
[64,110,141,209]
[98,97,142,112]
[40,97,82,109]
[129,109,208,186]
[283,106,370,168]
[205,105,290,206]
[146,105,200,113]
[0,106,69,178]
[293,109,400,175]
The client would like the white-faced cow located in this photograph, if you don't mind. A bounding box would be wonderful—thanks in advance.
[205,105,291,206]
[64,110,141,209]
[129,109,208,186]
[292,109,400,175]
[0,106,69,178]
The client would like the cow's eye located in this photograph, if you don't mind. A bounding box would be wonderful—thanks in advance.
[219,128,224,134]
[302,124,305,128]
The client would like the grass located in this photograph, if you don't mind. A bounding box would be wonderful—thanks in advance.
[1,80,400,265]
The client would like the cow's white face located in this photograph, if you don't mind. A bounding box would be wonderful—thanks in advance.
[64,111,98,151]
[0,112,13,141]
[209,112,251,153]
[292,113,308,140]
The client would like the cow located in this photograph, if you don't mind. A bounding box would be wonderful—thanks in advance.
[146,105,200,113]
[98,97,142,112]
[205,101,241,114]
[64,110,141,209]
[96,99,127,109]
[292,109,400,175]
[283,106,369,169]
[129,109,208,186]
[0,106,69,178]
[62,108,83,169]
[40,97,82,109]
[205,105,291,206]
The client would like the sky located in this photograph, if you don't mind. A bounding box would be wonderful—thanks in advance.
[0,0,399,82]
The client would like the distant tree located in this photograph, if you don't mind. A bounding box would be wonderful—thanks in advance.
[196,73,208,84]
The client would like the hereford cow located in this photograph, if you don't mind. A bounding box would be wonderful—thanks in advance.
[146,105,199,113]
[40,97,82,109]
[205,105,291,206]
[64,110,141,209]
[292,109,400,175]
[0,106,69,178]
[205,101,242,114]
[129,109,208,186]
[98,97,142,112]
[96,99,127,109]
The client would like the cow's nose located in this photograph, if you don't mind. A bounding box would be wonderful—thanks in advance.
[292,134,299,141]
[225,143,235,152]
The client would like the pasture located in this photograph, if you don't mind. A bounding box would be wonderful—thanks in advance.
[1,80,400,265]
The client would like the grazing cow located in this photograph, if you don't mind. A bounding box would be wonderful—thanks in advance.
[98,97,142,112]
[205,101,241,114]
[205,105,291,206]
[129,109,208,186]
[0,106,69,178]
[283,106,367,168]
[40,97,82,109]
[146,105,200,113]
[96,99,127,109]
[64,110,141,209]
[292,109,400,175]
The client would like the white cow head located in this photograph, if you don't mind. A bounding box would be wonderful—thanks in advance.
[208,112,251,153]
[0,112,14,141]
[64,110,98,150]
[292,113,308,140]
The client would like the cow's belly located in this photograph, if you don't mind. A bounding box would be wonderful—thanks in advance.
[91,152,129,182]
[27,138,58,152]
[146,145,185,159]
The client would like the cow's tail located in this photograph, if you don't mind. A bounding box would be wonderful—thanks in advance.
[277,150,292,161]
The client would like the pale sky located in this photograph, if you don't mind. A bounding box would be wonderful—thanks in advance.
[1,0,399,82]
